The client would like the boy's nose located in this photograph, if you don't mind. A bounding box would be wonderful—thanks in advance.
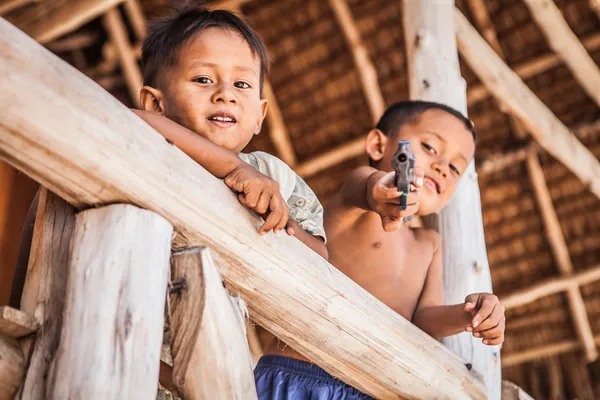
[211,86,237,104]
[432,161,448,179]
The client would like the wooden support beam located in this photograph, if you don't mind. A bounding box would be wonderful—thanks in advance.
[102,7,142,107]
[503,336,600,367]
[123,0,146,41]
[503,264,600,309]
[0,306,37,338]
[0,336,24,400]
[47,32,100,53]
[0,0,38,16]
[455,9,600,200]
[0,21,487,399]
[404,2,500,399]
[466,0,504,57]
[547,357,565,400]
[7,0,125,44]
[296,135,365,178]
[523,0,600,107]
[263,80,297,166]
[526,152,597,362]
[48,205,172,399]
[18,189,75,400]
[329,0,386,123]
[467,32,600,106]
[170,247,256,399]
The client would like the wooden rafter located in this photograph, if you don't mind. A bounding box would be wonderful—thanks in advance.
[522,0,600,107]
[0,0,38,16]
[502,264,600,309]
[296,136,365,178]
[467,32,600,106]
[123,0,146,41]
[102,7,142,107]
[328,0,385,123]
[7,0,125,44]
[466,0,598,363]
[262,80,297,166]
[455,9,600,200]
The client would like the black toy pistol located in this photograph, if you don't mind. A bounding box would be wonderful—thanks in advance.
[392,140,416,222]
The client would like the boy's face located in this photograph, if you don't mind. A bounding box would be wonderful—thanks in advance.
[374,109,475,215]
[148,27,267,153]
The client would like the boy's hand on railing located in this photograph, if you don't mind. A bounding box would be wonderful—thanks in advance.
[224,163,289,235]
[464,293,505,346]
[366,169,423,232]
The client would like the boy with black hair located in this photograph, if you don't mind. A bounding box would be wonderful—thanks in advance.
[257,101,506,399]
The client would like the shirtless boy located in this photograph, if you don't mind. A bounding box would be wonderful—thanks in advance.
[257,101,505,399]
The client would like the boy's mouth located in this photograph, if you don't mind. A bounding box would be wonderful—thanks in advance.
[423,176,441,194]
[207,112,237,128]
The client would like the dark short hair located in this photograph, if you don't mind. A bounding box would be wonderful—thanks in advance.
[377,100,476,140]
[369,100,475,166]
[141,2,269,92]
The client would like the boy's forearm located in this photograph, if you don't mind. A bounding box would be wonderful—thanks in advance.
[292,227,328,259]
[340,166,385,211]
[133,109,243,178]
[412,304,472,339]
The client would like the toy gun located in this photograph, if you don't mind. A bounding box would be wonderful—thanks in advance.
[392,140,416,222]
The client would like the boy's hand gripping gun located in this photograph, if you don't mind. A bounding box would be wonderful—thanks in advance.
[392,140,416,223]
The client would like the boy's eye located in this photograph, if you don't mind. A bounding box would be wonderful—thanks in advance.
[421,142,437,155]
[194,77,212,84]
[234,81,251,89]
[450,164,461,176]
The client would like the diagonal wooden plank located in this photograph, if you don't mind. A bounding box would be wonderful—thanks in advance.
[523,0,600,107]
[454,9,600,200]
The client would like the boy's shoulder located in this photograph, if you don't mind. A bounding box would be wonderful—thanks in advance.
[410,226,441,252]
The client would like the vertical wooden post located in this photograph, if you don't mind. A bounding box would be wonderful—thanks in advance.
[48,204,172,399]
[169,247,257,399]
[18,189,75,400]
[547,357,565,400]
[402,1,500,399]
[0,336,24,400]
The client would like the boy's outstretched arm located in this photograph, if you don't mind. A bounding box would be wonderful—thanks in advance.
[412,233,505,345]
[133,109,288,234]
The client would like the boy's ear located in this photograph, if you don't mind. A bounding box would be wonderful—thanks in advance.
[140,86,166,115]
[365,129,388,163]
[254,97,268,135]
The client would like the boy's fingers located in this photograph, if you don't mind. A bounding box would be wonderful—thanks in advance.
[482,334,504,346]
[244,188,260,208]
[376,185,403,200]
[474,304,504,331]
[474,317,505,339]
[472,297,496,328]
[259,201,280,234]
[273,198,289,233]
[465,293,481,306]
[255,192,271,215]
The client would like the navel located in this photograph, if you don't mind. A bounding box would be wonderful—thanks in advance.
[372,241,382,249]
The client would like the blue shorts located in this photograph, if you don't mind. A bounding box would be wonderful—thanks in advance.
[254,356,374,400]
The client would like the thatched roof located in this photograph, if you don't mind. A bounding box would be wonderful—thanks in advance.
[3,0,600,398]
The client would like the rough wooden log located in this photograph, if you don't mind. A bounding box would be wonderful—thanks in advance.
[296,135,365,178]
[47,205,172,399]
[263,80,297,166]
[502,264,600,309]
[403,2,500,399]
[0,306,37,338]
[102,7,142,107]
[17,189,75,400]
[455,9,600,200]
[467,31,600,106]
[0,20,486,399]
[526,152,598,361]
[501,381,534,400]
[329,0,385,123]
[6,0,125,44]
[0,336,24,400]
[523,0,600,107]
[170,247,256,399]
